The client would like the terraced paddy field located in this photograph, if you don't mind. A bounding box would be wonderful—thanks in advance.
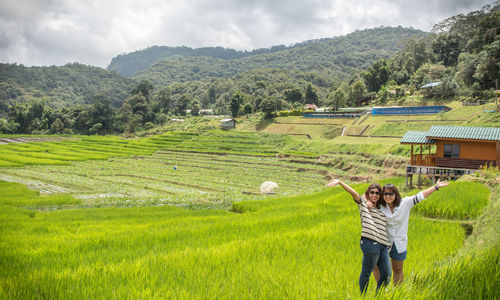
[0,131,408,208]
[0,130,498,298]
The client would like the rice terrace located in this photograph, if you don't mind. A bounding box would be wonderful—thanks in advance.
[1,2,500,298]
[1,104,499,298]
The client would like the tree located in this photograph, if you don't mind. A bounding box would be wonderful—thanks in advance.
[123,93,151,122]
[432,33,462,67]
[304,83,319,105]
[88,95,115,134]
[131,80,154,100]
[230,91,243,118]
[154,88,172,114]
[362,59,390,92]
[191,99,201,116]
[50,118,64,134]
[260,97,281,119]
[456,52,479,87]
[350,79,367,106]
[284,88,303,103]
[208,86,217,104]
[329,88,347,110]
[243,103,253,115]
[88,123,103,135]
[176,95,189,116]
[28,117,41,133]
[474,42,500,89]
[0,118,19,134]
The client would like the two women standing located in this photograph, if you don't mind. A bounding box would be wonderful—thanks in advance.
[327,178,449,294]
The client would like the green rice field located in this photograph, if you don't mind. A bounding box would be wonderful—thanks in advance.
[0,131,497,298]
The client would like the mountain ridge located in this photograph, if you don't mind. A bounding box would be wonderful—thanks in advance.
[109,26,428,80]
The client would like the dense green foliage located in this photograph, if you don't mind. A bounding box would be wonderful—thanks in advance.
[0,63,135,111]
[108,45,292,76]
[109,27,424,78]
[357,2,500,104]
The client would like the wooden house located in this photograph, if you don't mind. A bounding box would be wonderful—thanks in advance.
[220,118,236,129]
[400,126,500,186]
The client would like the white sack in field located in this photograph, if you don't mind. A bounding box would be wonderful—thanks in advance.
[260,181,279,194]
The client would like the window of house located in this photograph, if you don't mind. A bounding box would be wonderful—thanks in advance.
[444,144,460,158]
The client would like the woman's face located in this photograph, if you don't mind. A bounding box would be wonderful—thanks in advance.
[368,188,380,203]
[383,188,396,206]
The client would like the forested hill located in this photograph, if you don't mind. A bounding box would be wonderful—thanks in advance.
[110,26,427,82]
[108,45,291,77]
[0,63,136,111]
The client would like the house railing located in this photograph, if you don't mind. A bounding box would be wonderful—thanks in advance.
[406,165,477,177]
[410,154,437,166]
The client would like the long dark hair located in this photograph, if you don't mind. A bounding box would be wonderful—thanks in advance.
[382,184,402,207]
[364,183,383,208]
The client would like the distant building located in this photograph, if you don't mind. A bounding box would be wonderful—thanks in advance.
[400,126,500,187]
[305,104,318,111]
[220,118,236,129]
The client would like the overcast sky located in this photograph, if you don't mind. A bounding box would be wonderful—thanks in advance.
[0,0,493,68]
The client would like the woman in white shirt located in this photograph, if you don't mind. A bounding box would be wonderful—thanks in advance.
[372,179,449,285]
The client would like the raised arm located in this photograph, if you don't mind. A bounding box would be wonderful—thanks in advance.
[422,179,449,198]
[327,179,361,203]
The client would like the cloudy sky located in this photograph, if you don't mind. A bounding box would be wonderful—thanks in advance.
[0,0,492,68]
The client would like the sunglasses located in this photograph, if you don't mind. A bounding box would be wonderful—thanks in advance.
[384,192,395,196]
[369,191,380,195]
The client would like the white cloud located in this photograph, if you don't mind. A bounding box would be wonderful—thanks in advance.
[0,0,493,68]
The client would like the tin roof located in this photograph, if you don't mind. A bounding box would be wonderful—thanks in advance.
[220,118,235,123]
[400,131,436,144]
[426,126,500,141]
[420,82,442,89]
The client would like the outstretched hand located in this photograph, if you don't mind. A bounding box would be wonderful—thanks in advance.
[327,179,340,187]
[435,179,450,189]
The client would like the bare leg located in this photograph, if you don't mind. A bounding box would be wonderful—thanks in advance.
[372,264,380,282]
[392,259,404,286]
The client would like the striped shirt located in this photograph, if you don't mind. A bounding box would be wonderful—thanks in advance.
[357,196,390,247]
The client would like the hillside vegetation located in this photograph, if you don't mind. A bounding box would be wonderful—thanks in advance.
[1,4,498,135]
[0,63,135,111]
[108,45,293,77]
[110,27,424,79]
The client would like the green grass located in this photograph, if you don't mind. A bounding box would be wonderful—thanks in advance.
[413,181,489,220]
[0,180,465,299]
[0,181,81,208]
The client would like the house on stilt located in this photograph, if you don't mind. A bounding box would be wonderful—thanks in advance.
[400,126,500,187]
